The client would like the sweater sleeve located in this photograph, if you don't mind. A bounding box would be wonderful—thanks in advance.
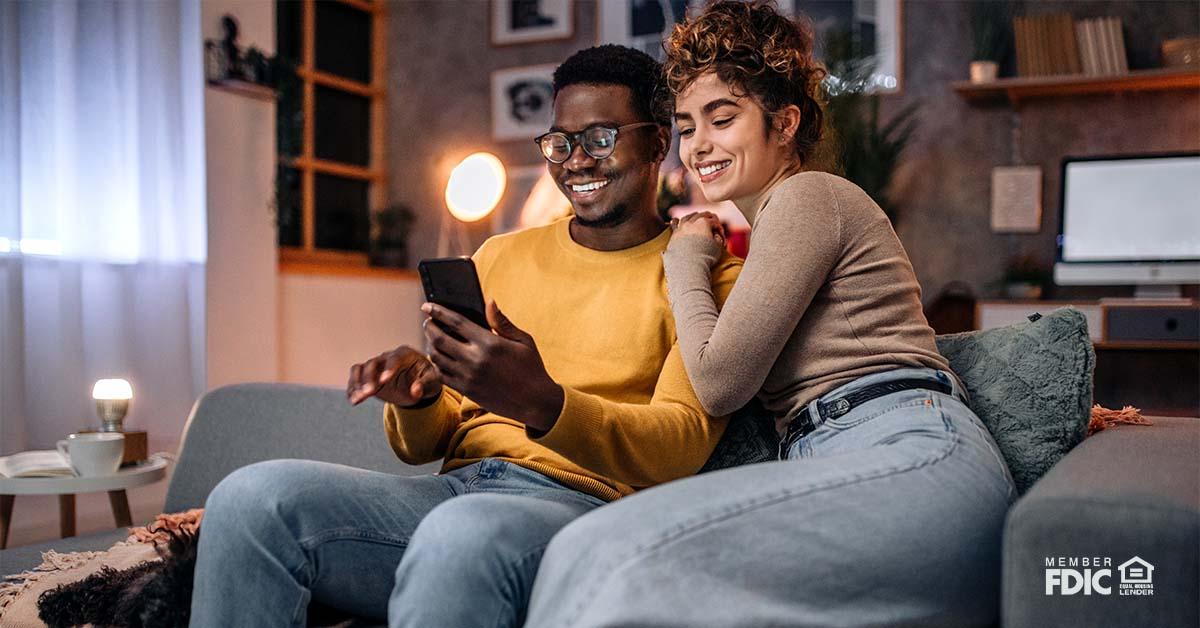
[528,255,742,489]
[383,387,465,465]
[661,174,843,416]
[381,236,504,465]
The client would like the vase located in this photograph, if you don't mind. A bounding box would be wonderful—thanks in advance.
[969,60,999,83]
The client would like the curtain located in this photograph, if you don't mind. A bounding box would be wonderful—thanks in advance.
[0,0,206,455]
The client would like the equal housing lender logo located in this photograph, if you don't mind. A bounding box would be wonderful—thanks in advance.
[1044,556,1155,596]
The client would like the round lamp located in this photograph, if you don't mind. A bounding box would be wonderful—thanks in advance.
[445,152,506,223]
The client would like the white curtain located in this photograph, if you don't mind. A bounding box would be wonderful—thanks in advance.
[0,0,206,455]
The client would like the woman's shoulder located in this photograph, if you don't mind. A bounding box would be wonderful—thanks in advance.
[766,171,881,219]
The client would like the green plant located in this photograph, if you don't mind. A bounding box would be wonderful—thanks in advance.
[373,204,416,245]
[816,29,919,222]
[970,1,1013,63]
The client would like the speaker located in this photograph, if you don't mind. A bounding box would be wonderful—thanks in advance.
[1104,305,1200,344]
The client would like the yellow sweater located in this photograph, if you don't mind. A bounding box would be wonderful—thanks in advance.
[384,217,742,502]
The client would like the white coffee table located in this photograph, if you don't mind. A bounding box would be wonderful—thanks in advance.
[0,456,169,549]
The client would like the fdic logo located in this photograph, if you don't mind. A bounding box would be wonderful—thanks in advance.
[1044,556,1155,596]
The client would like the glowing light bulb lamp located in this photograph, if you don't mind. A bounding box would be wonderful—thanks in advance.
[90,378,147,464]
[93,378,133,432]
[438,152,507,257]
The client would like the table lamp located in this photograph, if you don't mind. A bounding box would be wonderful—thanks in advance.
[92,378,132,433]
[437,152,506,257]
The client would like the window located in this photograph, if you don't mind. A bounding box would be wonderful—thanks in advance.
[276,0,386,266]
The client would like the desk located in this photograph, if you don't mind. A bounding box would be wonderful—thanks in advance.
[0,456,169,549]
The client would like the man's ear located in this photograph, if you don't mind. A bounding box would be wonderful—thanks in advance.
[653,125,672,163]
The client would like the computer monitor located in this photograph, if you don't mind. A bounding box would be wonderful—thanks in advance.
[1054,153,1200,299]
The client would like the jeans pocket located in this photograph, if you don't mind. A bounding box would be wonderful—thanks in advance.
[821,389,937,431]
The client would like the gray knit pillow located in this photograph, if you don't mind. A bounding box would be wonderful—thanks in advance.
[936,307,1095,494]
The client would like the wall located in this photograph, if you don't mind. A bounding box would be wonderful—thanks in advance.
[387,0,1199,302]
[886,0,1200,302]
[202,0,280,389]
[278,272,424,386]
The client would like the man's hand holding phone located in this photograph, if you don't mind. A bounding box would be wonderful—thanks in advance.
[422,300,564,432]
[347,346,443,407]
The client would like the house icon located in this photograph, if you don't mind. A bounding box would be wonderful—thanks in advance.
[1118,556,1154,583]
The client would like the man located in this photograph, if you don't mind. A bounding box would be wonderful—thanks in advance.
[190,45,741,628]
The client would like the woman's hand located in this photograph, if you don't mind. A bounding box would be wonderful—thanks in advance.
[668,211,726,267]
[670,211,725,244]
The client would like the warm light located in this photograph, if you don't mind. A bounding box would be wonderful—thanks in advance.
[92,378,133,400]
[445,152,506,222]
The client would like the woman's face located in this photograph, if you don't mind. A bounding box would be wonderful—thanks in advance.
[674,72,790,204]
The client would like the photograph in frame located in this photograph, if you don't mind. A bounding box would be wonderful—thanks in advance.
[491,64,558,141]
[492,0,574,46]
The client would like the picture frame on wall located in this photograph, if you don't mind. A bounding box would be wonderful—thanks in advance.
[597,0,901,93]
[597,0,794,61]
[491,64,557,141]
[492,0,574,46]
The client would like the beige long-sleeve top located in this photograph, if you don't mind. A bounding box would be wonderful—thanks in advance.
[662,171,949,422]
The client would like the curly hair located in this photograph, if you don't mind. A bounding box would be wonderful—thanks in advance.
[553,44,670,127]
[662,0,827,164]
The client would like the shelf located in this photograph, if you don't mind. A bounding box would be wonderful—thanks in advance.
[951,67,1200,106]
[206,79,277,102]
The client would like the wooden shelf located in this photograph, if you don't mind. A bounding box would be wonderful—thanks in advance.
[951,67,1200,106]
[207,79,277,102]
[279,247,418,281]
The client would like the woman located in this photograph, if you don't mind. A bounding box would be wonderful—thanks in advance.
[523,2,1015,626]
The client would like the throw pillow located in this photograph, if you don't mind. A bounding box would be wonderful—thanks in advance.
[936,307,1095,494]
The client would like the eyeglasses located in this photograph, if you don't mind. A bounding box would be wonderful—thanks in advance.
[534,122,658,164]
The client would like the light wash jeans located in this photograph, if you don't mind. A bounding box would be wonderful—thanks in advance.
[189,457,605,628]
[524,367,1016,628]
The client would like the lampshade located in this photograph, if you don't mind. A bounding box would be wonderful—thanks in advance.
[445,152,506,223]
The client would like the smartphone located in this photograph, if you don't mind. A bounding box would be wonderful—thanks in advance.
[418,257,489,333]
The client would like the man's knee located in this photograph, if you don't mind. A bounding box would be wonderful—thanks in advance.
[203,459,315,529]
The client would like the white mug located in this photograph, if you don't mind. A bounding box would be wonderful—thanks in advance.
[57,432,125,477]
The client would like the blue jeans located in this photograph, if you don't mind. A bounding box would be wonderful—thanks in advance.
[525,367,1016,628]
[189,458,605,627]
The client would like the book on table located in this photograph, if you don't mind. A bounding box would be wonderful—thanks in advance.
[0,450,75,478]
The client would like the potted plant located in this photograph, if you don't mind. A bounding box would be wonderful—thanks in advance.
[369,204,416,268]
[969,1,1012,83]
[999,254,1052,299]
[817,29,919,223]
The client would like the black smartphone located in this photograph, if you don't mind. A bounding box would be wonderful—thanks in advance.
[418,257,489,334]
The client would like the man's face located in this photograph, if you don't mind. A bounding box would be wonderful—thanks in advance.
[548,84,661,228]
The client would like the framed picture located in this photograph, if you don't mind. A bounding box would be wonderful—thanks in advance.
[492,0,574,46]
[597,0,901,93]
[800,0,903,93]
[598,0,794,61]
[491,64,557,141]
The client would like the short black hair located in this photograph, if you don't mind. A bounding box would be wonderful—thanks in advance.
[552,45,669,127]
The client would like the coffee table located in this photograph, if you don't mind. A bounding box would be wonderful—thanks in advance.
[0,456,169,549]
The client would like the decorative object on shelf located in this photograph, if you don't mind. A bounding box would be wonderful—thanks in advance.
[818,28,918,222]
[998,254,1052,299]
[439,153,507,257]
[368,204,416,268]
[969,1,1011,83]
[1162,37,1200,69]
[491,64,556,141]
[492,0,574,45]
[204,14,278,96]
[990,166,1042,233]
[93,378,132,433]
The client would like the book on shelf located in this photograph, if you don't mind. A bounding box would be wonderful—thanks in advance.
[0,450,74,478]
[1013,13,1129,78]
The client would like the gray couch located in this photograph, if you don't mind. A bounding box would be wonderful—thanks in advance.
[2,383,1196,627]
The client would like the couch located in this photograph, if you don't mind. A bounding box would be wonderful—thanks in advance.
[2,316,1197,627]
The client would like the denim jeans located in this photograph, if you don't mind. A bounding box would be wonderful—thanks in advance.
[189,458,605,628]
[525,367,1017,628]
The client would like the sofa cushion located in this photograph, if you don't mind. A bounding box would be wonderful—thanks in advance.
[936,307,1095,494]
